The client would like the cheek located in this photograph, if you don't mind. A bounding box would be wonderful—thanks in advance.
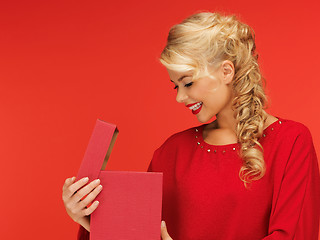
[206,78,221,93]
[201,78,222,98]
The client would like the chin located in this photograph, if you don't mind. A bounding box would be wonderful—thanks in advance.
[196,113,216,123]
[196,115,210,123]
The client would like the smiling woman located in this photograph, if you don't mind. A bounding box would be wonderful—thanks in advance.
[150,12,320,240]
[161,13,268,186]
[70,11,320,240]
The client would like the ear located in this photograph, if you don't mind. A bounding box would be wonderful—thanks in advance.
[220,60,234,84]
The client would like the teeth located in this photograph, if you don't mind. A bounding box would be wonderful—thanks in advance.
[189,102,202,111]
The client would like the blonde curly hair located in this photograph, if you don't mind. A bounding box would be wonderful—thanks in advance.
[159,12,268,187]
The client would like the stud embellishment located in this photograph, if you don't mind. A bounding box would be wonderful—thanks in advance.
[271,128,274,131]
[263,134,266,137]
[195,128,239,153]
[279,121,282,124]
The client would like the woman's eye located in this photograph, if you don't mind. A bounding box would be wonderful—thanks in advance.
[185,82,193,87]
[173,82,193,90]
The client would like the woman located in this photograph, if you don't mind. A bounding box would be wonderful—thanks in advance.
[62,12,320,239]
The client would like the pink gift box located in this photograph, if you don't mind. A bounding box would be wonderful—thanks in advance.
[76,119,163,240]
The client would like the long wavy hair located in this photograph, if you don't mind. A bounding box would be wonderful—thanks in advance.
[159,12,268,187]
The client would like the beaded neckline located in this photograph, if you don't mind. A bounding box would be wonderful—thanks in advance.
[194,116,284,153]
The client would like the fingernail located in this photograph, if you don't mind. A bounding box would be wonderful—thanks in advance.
[95,179,100,184]
[71,177,76,181]
[161,221,166,228]
[83,177,89,181]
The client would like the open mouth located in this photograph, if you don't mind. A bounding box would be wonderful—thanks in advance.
[189,102,203,111]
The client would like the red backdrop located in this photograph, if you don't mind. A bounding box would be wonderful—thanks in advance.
[0,0,319,239]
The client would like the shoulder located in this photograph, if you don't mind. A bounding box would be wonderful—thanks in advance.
[261,117,317,175]
[161,124,203,146]
[266,117,316,158]
[273,117,318,178]
[154,124,204,153]
[277,117,313,142]
[149,125,203,171]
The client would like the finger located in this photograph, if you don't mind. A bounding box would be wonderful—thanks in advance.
[62,176,76,191]
[78,184,103,209]
[64,177,89,199]
[82,200,100,216]
[62,177,76,202]
[161,221,173,240]
[72,179,101,203]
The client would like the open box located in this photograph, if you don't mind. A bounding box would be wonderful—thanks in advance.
[76,119,163,240]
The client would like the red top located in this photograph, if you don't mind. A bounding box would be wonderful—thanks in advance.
[77,117,320,240]
[148,117,320,240]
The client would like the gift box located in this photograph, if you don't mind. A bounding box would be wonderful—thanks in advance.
[76,119,163,240]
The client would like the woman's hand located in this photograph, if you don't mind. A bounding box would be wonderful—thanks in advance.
[161,221,173,240]
[62,176,103,232]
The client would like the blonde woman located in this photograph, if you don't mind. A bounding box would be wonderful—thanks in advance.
[63,12,320,240]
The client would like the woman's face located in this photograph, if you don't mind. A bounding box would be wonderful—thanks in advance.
[167,61,234,123]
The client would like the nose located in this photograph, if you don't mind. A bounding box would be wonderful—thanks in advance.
[176,88,188,103]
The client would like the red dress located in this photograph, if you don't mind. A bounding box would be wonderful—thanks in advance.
[78,117,320,239]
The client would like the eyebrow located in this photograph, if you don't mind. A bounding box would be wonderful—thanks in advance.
[170,75,191,83]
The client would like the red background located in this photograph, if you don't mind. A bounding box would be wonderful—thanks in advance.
[0,0,319,239]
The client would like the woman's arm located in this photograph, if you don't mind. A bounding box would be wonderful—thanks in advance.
[262,128,320,239]
[77,223,90,240]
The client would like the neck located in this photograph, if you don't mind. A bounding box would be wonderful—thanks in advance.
[215,109,237,132]
[209,95,237,133]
